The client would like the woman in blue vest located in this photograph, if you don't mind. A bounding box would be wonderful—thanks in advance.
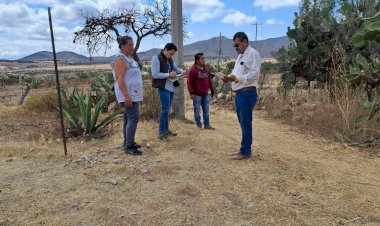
[151,43,184,140]
[111,36,143,155]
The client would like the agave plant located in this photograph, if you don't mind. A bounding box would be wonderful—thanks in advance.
[91,73,115,112]
[62,91,122,135]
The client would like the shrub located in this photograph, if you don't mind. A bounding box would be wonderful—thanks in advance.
[0,75,19,85]
[24,90,57,112]
[24,75,43,88]
[140,82,160,119]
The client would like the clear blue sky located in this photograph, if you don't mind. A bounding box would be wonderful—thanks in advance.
[0,0,300,60]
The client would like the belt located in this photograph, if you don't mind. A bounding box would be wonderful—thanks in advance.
[235,86,256,92]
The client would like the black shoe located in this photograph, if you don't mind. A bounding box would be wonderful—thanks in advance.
[133,142,141,148]
[123,142,141,149]
[125,146,142,156]
[158,133,168,140]
[204,125,215,130]
[166,130,177,136]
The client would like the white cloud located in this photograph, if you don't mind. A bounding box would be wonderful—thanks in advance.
[221,11,256,27]
[183,0,224,22]
[0,0,145,59]
[187,31,195,37]
[266,18,284,25]
[253,0,299,11]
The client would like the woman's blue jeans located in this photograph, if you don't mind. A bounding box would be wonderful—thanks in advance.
[158,88,174,135]
[121,102,140,148]
[192,95,210,127]
[235,90,257,156]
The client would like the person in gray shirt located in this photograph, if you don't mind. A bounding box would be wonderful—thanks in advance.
[111,36,143,155]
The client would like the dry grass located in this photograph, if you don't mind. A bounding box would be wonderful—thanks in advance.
[1,69,379,225]
[259,79,380,145]
[24,89,58,112]
[1,102,380,225]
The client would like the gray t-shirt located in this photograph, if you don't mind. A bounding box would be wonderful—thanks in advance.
[111,53,143,103]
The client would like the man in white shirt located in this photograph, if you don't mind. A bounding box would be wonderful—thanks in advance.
[223,32,261,160]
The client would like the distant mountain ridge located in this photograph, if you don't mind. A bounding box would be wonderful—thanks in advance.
[13,36,289,63]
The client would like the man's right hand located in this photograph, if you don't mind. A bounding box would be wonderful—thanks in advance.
[190,94,195,100]
[169,71,177,78]
[222,76,230,83]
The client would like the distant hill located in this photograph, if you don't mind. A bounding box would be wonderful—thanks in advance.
[138,36,290,60]
[12,36,289,63]
[18,51,89,63]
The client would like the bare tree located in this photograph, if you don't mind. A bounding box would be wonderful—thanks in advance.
[73,0,171,63]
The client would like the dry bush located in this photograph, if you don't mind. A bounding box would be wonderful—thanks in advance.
[140,81,160,120]
[259,84,380,144]
[24,90,57,112]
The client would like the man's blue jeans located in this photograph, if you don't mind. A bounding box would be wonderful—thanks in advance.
[121,102,140,148]
[235,90,257,156]
[193,95,210,127]
[158,88,174,135]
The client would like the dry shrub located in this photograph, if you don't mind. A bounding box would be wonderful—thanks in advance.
[260,84,380,143]
[24,90,57,112]
[140,81,160,120]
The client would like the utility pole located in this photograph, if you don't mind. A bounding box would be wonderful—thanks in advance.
[252,22,261,48]
[171,0,185,120]
[217,32,222,72]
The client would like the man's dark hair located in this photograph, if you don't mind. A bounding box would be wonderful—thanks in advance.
[117,36,133,49]
[164,43,177,51]
[194,52,204,64]
[233,32,249,43]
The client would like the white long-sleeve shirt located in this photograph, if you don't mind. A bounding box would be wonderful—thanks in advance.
[230,46,261,91]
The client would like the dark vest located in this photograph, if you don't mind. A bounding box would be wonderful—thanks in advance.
[152,51,174,89]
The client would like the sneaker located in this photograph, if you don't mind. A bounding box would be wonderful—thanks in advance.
[125,146,142,156]
[133,142,141,148]
[204,125,215,130]
[197,126,203,130]
[122,142,141,149]
[166,130,177,136]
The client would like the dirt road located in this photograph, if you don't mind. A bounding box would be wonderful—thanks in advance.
[0,106,379,225]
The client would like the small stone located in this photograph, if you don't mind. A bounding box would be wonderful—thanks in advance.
[146,177,156,182]
[156,159,161,162]
[22,155,28,159]
[5,158,14,162]
[141,169,148,175]
[114,159,123,164]
[109,179,118,185]
[29,148,34,152]
[269,186,279,191]
[114,156,119,159]
[56,138,61,142]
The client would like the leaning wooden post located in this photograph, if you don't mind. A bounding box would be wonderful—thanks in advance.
[48,7,68,156]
